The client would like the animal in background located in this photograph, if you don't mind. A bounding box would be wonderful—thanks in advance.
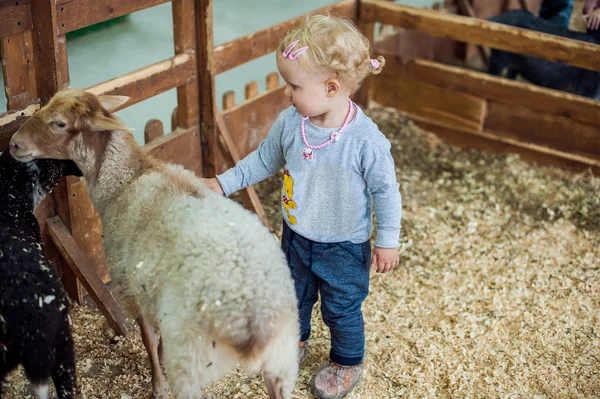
[487,10,600,100]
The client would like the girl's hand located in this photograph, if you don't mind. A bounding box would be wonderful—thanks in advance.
[371,246,399,273]
[587,9,600,30]
[203,178,224,195]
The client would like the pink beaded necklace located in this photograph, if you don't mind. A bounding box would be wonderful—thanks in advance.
[301,98,353,161]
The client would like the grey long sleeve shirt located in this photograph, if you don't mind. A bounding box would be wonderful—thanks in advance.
[217,104,402,248]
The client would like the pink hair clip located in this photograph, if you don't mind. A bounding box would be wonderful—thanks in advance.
[370,59,380,69]
[282,40,308,60]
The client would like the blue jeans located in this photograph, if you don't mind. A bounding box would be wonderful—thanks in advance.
[540,0,573,28]
[281,221,371,366]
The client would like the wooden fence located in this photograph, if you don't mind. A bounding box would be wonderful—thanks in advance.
[1,0,598,335]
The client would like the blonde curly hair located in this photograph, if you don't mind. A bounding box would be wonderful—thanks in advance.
[279,14,385,94]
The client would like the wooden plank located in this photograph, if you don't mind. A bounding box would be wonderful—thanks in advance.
[52,176,83,303]
[56,0,171,35]
[410,115,600,174]
[47,216,133,337]
[145,126,203,176]
[0,0,32,38]
[221,85,287,163]
[373,61,486,131]
[30,0,70,103]
[86,52,197,112]
[404,59,600,126]
[215,109,270,229]
[360,0,600,72]
[1,30,37,109]
[379,78,486,131]
[485,101,600,158]
[196,0,217,177]
[144,119,164,144]
[0,101,40,148]
[173,0,200,134]
[212,0,357,74]
[222,90,235,110]
[68,180,110,284]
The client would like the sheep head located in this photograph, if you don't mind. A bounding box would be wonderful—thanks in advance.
[9,89,130,163]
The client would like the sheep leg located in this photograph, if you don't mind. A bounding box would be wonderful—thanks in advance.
[265,375,285,399]
[158,335,166,376]
[137,316,169,399]
[261,319,299,399]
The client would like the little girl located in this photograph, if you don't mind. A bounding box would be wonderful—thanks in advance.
[204,14,401,399]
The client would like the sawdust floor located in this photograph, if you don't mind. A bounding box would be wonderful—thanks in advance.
[4,105,600,399]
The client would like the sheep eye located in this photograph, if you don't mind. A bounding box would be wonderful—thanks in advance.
[54,121,66,128]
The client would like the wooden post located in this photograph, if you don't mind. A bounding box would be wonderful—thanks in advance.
[172,0,200,129]
[222,90,235,110]
[30,0,70,104]
[30,0,82,302]
[144,119,165,144]
[245,81,258,99]
[173,0,202,176]
[266,72,280,90]
[355,0,374,109]
[196,0,217,177]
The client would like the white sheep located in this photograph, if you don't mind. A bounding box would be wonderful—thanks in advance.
[9,89,300,399]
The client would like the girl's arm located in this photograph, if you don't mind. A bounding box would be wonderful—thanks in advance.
[362,138,402,250]
[215,112,287,197]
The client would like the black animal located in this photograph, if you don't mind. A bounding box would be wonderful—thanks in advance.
[0,148,81,399]
[488,10,600,100]
[539,0,573,27]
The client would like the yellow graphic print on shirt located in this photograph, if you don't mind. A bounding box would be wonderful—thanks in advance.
[282,169,298,225]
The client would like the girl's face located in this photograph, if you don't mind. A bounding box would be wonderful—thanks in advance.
[276,54,334,118]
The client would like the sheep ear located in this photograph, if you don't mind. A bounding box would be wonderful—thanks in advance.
[97,95,130,112]
[88,115,133,132]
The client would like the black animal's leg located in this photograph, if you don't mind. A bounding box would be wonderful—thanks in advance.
[487,50,505,76]
[51,328,76,399]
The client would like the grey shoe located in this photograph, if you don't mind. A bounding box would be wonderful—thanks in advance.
[310,360,364,399]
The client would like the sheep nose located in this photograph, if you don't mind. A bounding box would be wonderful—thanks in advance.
[9,142,19,150]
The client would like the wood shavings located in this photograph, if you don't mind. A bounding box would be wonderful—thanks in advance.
[4,105,599,398]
